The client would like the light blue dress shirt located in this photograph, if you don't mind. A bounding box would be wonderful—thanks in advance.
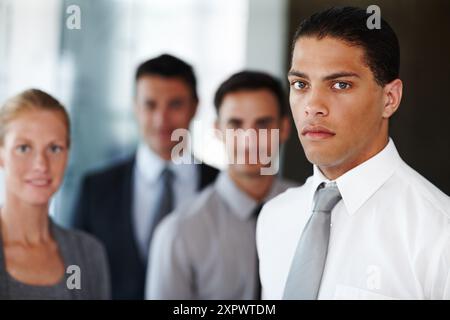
[132,143,199,260]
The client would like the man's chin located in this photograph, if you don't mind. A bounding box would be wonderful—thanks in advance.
[232,163,266,176]
[147,141,180,157]
[304,151,339,168]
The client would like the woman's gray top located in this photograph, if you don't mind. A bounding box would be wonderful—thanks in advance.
[0,219,111,300]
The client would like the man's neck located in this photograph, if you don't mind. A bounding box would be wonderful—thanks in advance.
[228,169,275,202]
[319,136,390,180]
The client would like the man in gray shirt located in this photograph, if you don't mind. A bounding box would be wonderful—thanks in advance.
[146,71,296,299]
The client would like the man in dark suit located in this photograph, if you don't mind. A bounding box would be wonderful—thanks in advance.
[72,54,219,300]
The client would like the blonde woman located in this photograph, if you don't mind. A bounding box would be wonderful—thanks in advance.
[0,89,110,299]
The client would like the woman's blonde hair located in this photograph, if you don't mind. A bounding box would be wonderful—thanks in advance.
[0,89,71,146]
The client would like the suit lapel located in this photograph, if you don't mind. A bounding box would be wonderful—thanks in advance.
[120,156,146,270]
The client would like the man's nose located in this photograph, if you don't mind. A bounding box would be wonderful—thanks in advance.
[304,88,329,117]
[153,107,171,127]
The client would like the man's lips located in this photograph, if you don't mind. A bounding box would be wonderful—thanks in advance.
[301,125,336,139]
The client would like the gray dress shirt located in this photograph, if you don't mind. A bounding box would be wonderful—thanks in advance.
[146,171,296,299]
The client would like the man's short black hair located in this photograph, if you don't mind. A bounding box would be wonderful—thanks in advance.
[214,71,288,117]
[135,54,198,101]
[293,6,400,87]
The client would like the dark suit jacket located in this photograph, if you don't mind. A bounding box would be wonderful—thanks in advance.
[72,155,219,300]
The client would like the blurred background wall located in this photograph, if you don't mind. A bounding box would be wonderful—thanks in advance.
[0,0,448,225]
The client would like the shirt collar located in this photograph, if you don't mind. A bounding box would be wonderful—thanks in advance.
[309,164,332,213]
[215,170,284,220]
[135,142,197,185]
[311,138,401,215]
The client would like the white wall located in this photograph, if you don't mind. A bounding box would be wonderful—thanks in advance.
[245,0,289,79]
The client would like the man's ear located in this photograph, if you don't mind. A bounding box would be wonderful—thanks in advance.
[382,79,403,119]
[279,116,292,145]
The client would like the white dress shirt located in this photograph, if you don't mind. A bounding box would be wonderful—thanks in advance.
[257,138,450,300]
[133,143,198,259]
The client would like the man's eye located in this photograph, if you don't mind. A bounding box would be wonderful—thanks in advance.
[227,122,241,129]
[292,81,308,90]
[168,99,185,110]
[16,145,30,153]
[256,123,270,129]
[144,101,156,111]
[332,82,351,90]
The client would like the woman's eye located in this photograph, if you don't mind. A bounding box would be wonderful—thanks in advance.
[50,145,63,153]
[16,145,30,153]
[332,82,351,90]
[292,81,308,90]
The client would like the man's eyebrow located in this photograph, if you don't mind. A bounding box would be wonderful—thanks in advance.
[287,70,309,79]
[287,70,361,81]
[255,116,276,124]
[322,72,361,81]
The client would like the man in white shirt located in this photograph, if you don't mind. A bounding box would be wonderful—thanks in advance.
[256,6,450,300]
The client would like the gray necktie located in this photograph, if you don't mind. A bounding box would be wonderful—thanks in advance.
[145,166,174,261]
[283,182,342,300]
[252,202,265,300]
